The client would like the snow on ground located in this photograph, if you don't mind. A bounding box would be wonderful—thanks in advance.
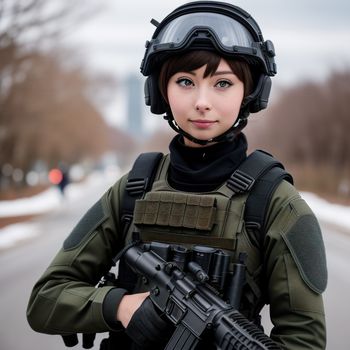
[0,170,116,217]
[0,171,349,249]
[301,192,350,230]
[0,167,120,249]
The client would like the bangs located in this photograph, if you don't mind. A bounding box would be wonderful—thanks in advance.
[166,51,222,78]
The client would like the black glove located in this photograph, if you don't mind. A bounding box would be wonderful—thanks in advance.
[125,297,174,349]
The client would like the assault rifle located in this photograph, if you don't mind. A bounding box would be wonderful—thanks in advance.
[124,242,281,350]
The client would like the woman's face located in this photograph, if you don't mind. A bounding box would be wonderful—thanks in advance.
[167,58,244,147]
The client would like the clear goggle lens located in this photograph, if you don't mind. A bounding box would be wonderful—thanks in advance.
[156,12,255,49]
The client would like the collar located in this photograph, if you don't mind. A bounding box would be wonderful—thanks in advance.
[168,133,248,192]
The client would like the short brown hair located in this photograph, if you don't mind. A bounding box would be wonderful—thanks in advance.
[158,50,254,102]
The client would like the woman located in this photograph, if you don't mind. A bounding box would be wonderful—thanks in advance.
[27,2,327,349]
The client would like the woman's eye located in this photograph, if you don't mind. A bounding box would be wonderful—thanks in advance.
[176,78,193,87]
[216,80,232,88]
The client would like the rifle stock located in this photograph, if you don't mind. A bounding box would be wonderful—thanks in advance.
[124,243,281,350]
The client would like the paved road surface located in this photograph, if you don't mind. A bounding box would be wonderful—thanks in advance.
[0,180,348,349]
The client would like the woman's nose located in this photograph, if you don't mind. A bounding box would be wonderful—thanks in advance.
[195,89,211,112]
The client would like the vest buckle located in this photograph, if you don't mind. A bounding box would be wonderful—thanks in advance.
[227,169,255,194]
[126,178,148,196]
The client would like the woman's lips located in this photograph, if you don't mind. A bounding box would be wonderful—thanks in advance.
[190,119,217,129]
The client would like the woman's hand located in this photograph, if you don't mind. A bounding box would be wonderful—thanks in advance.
[116,292,150,328]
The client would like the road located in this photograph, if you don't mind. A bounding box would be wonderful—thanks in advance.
[0,177,113,350]
[0,179,349,349]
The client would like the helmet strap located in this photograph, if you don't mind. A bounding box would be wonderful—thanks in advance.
[164,112,248,146]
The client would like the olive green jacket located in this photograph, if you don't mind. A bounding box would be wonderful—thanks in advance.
[27,156,327,349]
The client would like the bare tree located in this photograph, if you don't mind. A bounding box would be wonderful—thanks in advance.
[0,0,98,94]
[0,51,111,171]
[246,69,350,197]
[0,0,123,188]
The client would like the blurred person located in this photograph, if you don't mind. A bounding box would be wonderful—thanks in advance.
[27,1,327,349]
[48,164,70,196]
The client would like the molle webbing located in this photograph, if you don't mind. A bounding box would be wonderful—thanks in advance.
[133,192,217,231]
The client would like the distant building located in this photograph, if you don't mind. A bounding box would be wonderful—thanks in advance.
[126,74,143,136]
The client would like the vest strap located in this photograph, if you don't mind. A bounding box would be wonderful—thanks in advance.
[226,150,283,195]
[122,152,163,234]
[125,152,164,197]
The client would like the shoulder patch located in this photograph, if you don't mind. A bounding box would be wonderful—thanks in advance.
[63,199,107,250]
[282,214,327,294]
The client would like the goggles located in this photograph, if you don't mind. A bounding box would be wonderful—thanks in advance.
[158,12,254,48]
[141,12,276,76]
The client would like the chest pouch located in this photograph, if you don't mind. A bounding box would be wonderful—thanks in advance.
[131,191,242,251]
[134,191,216,229]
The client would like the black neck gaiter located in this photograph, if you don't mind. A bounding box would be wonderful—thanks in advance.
[168,133,248,192]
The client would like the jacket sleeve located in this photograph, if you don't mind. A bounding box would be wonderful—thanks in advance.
[263,181,327,349]
[26,174,129,335]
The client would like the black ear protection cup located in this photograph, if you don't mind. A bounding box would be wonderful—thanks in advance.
[144,76,168,115]
[253,75,272,112]
[144,76,152,107]
[241,75,272,115]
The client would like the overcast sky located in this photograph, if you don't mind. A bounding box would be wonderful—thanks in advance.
[63,0,350,127]
[67,0,350,82]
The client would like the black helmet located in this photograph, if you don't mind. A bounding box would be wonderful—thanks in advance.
[141,1,276,144]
